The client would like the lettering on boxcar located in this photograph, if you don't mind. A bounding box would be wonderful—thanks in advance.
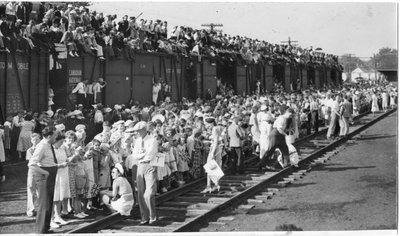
[17,63,29,70]
[69,70,82,76]
[166,68,181,74]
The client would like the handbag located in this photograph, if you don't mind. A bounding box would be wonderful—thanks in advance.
[90,183,101,197]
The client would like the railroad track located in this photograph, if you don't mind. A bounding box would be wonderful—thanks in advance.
[66,109,396,234]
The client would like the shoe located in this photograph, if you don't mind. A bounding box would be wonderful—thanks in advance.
[80,212,89,217]
[1,176,5,182]
[50,221,60,229]
[53,217,69,225]
[149,217,158,224]
[74,52,80,57]
[98,56,105,60]
[74,213,86,219]
[140,220,149,225]
[27,211,36,217]
[69,51,75,57]
[200,187,212,194]
[161,187,168,193]
[212,185,220,192]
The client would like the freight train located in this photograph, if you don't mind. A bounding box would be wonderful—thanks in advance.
[0,50,342,122]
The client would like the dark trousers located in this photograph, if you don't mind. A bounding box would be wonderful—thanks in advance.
[306,112,312,135]
[130,165,138,204]
[311,110,319,133]
[259,129,289,168]
[94,123,103,134]
[0,162,3,177]
[230,147,243,174]
[86,94,94,106]
[35,166,57,234]
[76,94,86,107]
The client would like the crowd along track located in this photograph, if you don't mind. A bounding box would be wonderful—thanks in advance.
[66,109,396,234]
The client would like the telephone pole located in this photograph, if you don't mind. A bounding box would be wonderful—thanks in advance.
[280,36,298,46]
[201,23,223,32]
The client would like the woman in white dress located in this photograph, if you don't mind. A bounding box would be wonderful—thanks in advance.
[52,135,71,226]
[381,90,389,112]
[258,105,274,160]
[390,91,396,109]
[371,91,379,116]
[249,106,260,151]
[100,163,134,216]
[201,119,223,193]
[17,114,35,159]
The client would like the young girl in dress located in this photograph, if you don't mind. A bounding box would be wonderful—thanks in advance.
[52,135,71,226]
[98,143,112,190]
[156,135,171,194]
[176,136,190,185]
[190,129,204,180]
[84,139,102,209]
[74,145,88,219]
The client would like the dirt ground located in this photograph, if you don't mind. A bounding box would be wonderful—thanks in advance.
[200,111,397,233]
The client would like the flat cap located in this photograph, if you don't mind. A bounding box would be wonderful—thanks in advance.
[132,121,147,131]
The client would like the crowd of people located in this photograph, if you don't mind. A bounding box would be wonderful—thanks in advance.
[0,2,397,234]
[0,76,397,233]
[1,2,342,68]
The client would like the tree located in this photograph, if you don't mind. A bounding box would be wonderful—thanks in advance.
[370,47,398,70]
[339,54,368,74]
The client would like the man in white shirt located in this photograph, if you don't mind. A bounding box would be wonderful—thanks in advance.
[131,121,158,225]
[259,107,295,170]
[227,116,245,174]
[152,81,161,105]
[71,79,87,108]
[93,78,106,104]
[86,81,94,106]
[326,94,341,140]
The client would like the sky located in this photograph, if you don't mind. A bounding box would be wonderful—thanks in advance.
[90,1,398,59]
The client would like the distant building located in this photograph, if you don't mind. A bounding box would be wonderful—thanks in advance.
[342,67,382,83]
[377,69,398,82]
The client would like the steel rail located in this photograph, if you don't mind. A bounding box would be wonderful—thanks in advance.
[173,109,396,232]
[66,109,388,234]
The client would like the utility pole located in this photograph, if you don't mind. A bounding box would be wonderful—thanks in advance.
[280,36,298,46]
[373,53,378,83]
[201,23,223,32]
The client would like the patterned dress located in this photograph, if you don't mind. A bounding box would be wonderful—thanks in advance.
[64,144,76,198]
[190,138,204,179]
[17,121,34,152]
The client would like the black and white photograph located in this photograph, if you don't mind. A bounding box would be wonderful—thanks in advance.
[0,1,397,235]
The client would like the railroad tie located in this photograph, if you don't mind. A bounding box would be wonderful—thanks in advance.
[236,204,255,214]
[254,195,271,201]
[266,188,280,192]
[247,199,264,204]
[217,216,235,222]
[259,191,275,196]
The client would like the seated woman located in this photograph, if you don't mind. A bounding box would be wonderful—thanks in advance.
[100,163,134,216]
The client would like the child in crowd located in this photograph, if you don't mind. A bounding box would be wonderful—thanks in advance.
[73,145,88,219]
[176,136,190,184]
[190,129,204,179]
[98,143,112,190]
[156,135,171,194]
[84,139,102,209]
